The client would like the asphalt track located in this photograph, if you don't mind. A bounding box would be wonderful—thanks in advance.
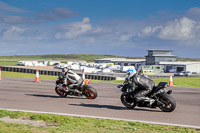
[0,77,200,129]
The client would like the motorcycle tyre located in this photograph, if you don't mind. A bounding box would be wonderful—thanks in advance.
[83,86,97,99]
[55,87,67,97]
[158,93,176,112]
[121,93,136,108]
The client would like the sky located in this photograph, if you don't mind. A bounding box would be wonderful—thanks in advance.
[0,0,200,58]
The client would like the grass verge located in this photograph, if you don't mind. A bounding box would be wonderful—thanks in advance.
[0,61,18,65]
[1,71,200,87]
[1,71,57,80]
[0,110,199,133]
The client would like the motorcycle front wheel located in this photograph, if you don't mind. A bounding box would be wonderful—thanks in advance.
[158,93,176,112]
[55,87,67,97]
[83,86,97,99]
[121,93,136,108]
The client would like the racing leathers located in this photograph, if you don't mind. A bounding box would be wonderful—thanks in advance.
[63,70,83,91]
[129,72,155,103]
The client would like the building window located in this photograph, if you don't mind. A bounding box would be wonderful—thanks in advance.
[149,51,152,56]
[177,67,184,72]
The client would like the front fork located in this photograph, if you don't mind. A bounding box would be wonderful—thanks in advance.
[123,91,135,101]
[81,85,91,97]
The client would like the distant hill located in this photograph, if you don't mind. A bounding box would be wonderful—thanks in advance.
[0,54,199,62]
[0,54,144,62]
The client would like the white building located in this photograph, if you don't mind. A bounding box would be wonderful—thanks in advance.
[94,56,200,74]
[159,61,200,73]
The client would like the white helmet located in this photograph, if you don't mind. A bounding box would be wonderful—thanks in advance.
[126,67,136,78]
[62,67,69,74]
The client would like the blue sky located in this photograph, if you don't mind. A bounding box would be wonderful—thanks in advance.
[0,0,200,58]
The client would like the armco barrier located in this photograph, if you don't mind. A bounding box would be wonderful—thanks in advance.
[0,66,116,81]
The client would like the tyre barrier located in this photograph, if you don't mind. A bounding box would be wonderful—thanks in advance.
[0,66,116,81]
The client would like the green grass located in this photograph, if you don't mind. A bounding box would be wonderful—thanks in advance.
[1,71,57,80]
[0,61,18,65]
[0,121,50,133]
[0,110,199,133]
[1,71,200,87]
[153,77,200,87]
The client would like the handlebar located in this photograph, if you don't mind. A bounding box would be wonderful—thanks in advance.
[117,85,123,88]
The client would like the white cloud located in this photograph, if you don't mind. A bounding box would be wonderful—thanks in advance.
[120,34,132,41]
[142,26,162,36]
[55,17,135,43]
[82,17,90,23]
[141,17,200,42]
[2,26,25,41]
[55,17,92,39]
[158,17,196,40]
[92,26,109,33]
[187,7,200,16]
[55,32,62,39]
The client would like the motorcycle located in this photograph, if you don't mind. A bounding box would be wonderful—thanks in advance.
[117,78,176,112]
[55,74,97,99]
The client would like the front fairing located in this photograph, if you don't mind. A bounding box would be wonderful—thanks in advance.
[56,75,65,84]
[120,83,133,93]
[81,79,91,88]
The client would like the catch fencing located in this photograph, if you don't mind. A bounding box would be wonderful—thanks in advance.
[0,66,116,81]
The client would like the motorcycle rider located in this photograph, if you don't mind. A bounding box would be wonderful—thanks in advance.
[126,67,155,106]
[61,67,83,92]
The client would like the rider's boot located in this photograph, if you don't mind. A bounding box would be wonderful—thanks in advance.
[149,98,156,108]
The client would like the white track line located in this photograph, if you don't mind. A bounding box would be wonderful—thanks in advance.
[0,108,200,129]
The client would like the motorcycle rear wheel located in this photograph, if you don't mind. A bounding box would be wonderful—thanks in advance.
[55,87,67,97]
[83,86,97,99]
[121,93,136,108]
[159,93,176,112]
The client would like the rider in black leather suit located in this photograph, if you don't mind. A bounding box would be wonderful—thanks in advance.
[127,67,155,103]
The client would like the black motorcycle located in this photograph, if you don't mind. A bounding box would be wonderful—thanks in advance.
[117,78,176,112]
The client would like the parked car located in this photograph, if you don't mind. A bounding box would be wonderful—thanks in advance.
[174,71,191,76]
[174,72,183,76]
[183,71,191,76]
